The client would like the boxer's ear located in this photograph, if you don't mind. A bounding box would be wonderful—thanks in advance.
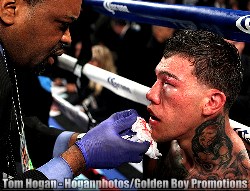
[0,0,16,25]
[202,89,226,116]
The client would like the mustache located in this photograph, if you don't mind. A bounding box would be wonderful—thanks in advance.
[51,42,69,56]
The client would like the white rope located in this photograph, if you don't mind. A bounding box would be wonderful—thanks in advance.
[57,53,250,144]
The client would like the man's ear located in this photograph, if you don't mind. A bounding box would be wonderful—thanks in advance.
[0,0,16,25]
[202,90,226,116]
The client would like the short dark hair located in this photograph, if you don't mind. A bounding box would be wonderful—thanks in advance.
[163,30,243,111]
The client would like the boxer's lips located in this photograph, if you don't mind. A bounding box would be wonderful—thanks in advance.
[147,108,160,121]
[150,115,160,121]
[147,109,161,129]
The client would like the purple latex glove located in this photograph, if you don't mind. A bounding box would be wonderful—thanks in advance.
[75,109,150,169]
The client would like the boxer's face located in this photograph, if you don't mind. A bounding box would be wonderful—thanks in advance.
[147,54,210,142]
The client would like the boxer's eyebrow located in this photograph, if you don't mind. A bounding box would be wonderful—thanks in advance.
[64,15,78,22]
[158,70,180,81]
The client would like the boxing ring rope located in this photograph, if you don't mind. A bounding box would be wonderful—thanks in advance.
[56,54,250,144]
[53,0,250,144]
[51,93,90,131]
[84,0,250,43]
[57,55,150,106]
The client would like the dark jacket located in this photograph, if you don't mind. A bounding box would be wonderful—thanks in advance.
[0,54,62,188]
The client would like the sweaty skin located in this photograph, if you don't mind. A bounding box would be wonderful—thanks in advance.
[146,55,250,185]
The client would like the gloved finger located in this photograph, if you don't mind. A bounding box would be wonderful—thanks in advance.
[143,140,151,148]
[119,129,136,137]
[129,155,144,164]
[112,109,138,121]
[122,138,150,155]
[112,109,139,133]
[123,141,150,163]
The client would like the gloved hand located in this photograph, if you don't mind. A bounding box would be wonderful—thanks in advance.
[75,109,150,169]
[38,76,52,93]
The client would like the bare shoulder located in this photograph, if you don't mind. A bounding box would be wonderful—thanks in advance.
[228,149,250,178]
